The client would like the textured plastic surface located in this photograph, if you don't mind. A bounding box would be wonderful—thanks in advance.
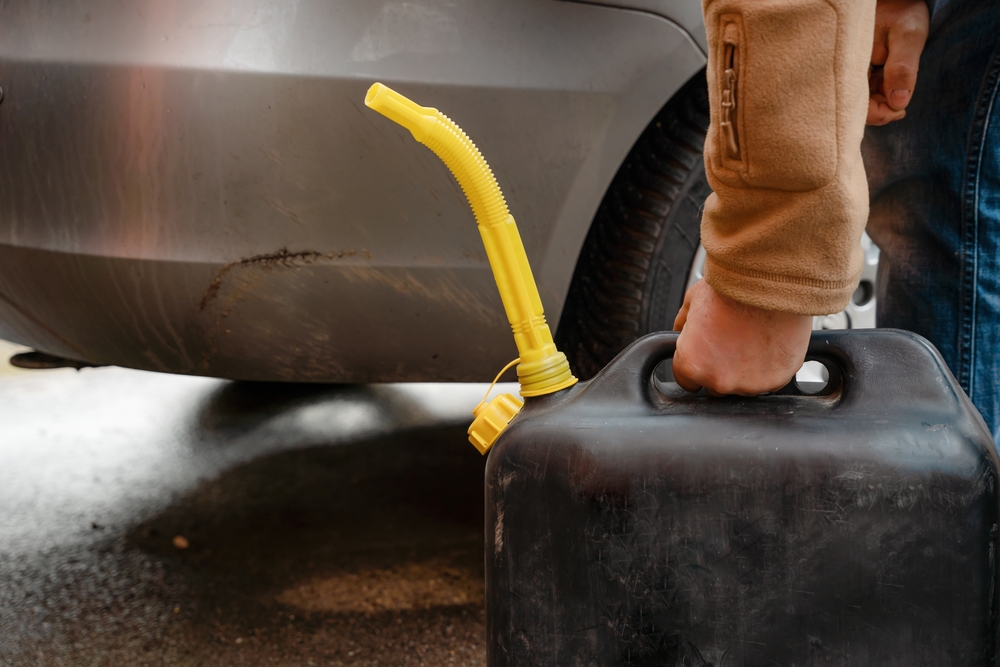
[486,330,999,665]
[365,83,577,401]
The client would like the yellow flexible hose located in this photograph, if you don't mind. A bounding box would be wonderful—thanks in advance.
[365,83,577,399]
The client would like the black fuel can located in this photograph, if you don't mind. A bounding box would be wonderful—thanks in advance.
[485,330,999,665]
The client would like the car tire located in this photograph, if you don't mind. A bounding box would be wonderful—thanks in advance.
[557,73,711,380]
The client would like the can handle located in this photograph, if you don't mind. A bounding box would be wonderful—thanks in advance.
[617,332,847,403]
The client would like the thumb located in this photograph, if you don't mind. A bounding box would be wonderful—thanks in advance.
[670,340,703,394]
[882,9,929,111]
[673,279,702,331]
[673,298,691,331]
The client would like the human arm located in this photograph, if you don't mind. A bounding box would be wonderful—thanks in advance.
[673,0,931,395]
[673,0,878,394]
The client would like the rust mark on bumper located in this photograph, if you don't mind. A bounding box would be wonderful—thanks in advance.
[197,247,371,313]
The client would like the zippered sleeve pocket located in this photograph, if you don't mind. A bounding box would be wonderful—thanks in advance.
[707,1,840,192]
[720,20,741,161]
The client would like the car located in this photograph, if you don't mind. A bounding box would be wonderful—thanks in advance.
[0,0,878,383]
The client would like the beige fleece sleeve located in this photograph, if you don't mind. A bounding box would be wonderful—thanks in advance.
[700,0,877,315]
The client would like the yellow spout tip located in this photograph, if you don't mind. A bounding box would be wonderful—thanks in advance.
[364,82,438,143]
[364,82,386,108]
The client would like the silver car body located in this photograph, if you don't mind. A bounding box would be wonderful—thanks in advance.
[0,0,706,381]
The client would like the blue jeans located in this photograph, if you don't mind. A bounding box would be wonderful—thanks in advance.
[864,1,1000,444]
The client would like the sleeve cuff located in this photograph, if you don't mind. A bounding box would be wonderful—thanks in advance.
[703,255,858,316]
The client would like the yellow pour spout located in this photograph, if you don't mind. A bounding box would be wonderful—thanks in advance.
[365,83,577,452]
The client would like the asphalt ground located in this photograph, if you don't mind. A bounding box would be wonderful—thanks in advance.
[0,363,503,666]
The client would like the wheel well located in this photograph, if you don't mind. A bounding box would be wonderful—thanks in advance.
[555,71,710,379]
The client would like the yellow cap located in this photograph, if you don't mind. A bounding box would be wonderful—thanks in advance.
[468,393,524,455]
[366,83,578,451]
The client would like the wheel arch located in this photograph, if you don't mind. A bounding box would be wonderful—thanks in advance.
[536,29,706,329]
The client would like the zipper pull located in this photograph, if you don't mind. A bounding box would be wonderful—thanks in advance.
[721,43,739,159]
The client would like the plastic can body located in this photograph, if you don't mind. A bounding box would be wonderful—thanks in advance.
[486,330,1000,665]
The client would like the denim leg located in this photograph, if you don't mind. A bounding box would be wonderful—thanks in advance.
[970,60,1000,435]
[864,2,1000,441]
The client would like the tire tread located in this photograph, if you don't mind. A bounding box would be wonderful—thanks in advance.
[557,75,710,379]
